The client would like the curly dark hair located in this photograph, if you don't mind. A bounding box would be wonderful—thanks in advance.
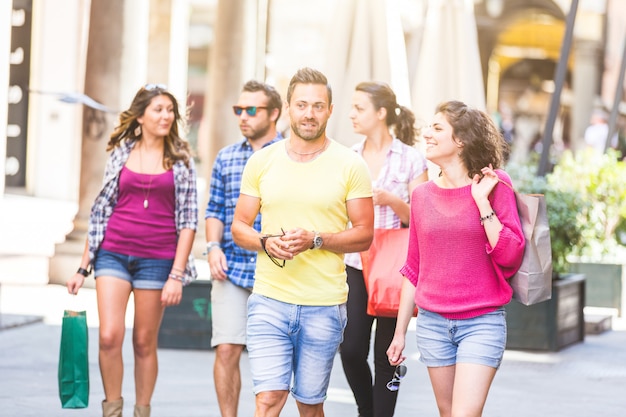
[355,81,417,146]
[435,100,509,178]
[107,85,192,169]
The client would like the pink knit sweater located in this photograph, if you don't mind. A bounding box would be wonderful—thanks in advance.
[400,170,525,319]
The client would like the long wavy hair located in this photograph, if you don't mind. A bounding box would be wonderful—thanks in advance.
[107,85,192,169]
[355,81,417,146]
[435,100,509,178]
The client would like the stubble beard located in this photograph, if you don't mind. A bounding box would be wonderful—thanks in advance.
[242,123,271,142]
[291,120,327,141]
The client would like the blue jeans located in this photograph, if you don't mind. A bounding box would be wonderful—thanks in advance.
[415,307,507,369]
[246,293,347,404]
[94,248,173,290]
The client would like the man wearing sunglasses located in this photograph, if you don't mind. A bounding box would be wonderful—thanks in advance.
[205,80,283,417]
[232,67,374,417]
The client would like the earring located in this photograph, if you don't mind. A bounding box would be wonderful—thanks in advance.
[134,124,142,137]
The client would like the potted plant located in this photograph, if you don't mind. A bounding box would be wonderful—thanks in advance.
[503,160,588,351]
[158,279,213,350]
[549,149,626,317]
[506,160,588,275]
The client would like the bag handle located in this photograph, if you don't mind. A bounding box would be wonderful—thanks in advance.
[497,177,515,192]
[66,293,86,314]
[497,178,544,197]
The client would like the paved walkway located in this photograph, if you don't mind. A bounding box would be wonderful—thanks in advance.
[1,283,626,416]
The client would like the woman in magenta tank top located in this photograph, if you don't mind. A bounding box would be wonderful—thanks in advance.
[66,84,198,417]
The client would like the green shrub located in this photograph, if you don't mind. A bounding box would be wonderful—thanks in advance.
[507,160,588,275]
[548,149,626,261]
[508,148,626,273]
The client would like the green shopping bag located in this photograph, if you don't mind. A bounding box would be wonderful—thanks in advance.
[58,309,89,408]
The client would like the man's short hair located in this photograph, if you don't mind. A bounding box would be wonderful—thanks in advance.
[286,67,332,105]
[242,80,282,120]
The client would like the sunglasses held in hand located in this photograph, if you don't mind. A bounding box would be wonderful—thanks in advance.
[260,229,286,268]
[386,363,407,392]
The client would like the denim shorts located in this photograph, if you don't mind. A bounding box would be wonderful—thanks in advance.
[246,293,347,404]
[415,307,507,369]
[94,248,173,290]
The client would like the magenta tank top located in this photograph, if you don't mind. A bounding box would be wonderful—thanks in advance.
[102,166,177,259]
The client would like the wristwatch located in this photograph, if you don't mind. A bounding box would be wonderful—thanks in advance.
[76,267,91,277]
[311,231,323,250]
[206,241,221,252]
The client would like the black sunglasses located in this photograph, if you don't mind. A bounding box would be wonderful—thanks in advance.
[144,83,167,91]
[260,229,286,268]
[386,363,407,392]
[233,106,268,117]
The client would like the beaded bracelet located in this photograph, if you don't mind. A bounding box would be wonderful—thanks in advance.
[168,273,185,283]
[480,211,496,225]
[171,266,184,273]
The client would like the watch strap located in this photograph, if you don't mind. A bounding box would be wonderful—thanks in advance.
[76,267,91,277]
[206,241,221,252]
[311,231,322,250]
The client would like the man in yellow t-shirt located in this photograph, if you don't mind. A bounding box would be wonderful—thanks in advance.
[232,67,374,417]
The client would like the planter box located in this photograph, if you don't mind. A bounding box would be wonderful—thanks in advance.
[505,273,585,351]
[158,280,213,350]
[569,262,625,317]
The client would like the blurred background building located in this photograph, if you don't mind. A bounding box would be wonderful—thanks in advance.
[0,0,624,285]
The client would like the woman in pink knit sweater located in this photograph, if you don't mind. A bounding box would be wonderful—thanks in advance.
[387,101,525,417]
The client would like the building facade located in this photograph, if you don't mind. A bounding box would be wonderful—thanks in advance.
[0,0,624,284]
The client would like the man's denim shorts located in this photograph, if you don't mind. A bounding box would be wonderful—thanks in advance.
[246,293,347,404]
[94,248,173,290]
[415,307,507,369]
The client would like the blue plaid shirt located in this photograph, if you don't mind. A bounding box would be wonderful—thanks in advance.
[205,135,283,288]
[88,139,199,284]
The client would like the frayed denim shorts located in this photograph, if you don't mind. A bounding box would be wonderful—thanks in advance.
[246,293,347,404]
[94,248,173,290]
[415,307,507,369]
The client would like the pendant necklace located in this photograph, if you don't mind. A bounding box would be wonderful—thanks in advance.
[138,147,162,209]
[287,138,327,156]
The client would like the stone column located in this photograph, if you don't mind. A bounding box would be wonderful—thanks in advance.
[49,0,125,285]
[193,0,246,255]
[148,0,172,84]
[571,39,603,150]
[165,0,190,101]
[0,2,11,196]
[74,0,125,236]
[601,1,626,114]
[571,3,605,152]
[198,0,256,182]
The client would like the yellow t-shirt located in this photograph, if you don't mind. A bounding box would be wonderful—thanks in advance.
[240,139,372,305]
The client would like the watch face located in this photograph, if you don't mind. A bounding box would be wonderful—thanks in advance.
[314,236,323,248]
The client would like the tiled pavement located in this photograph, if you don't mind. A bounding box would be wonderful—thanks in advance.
[1,283,626,417]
